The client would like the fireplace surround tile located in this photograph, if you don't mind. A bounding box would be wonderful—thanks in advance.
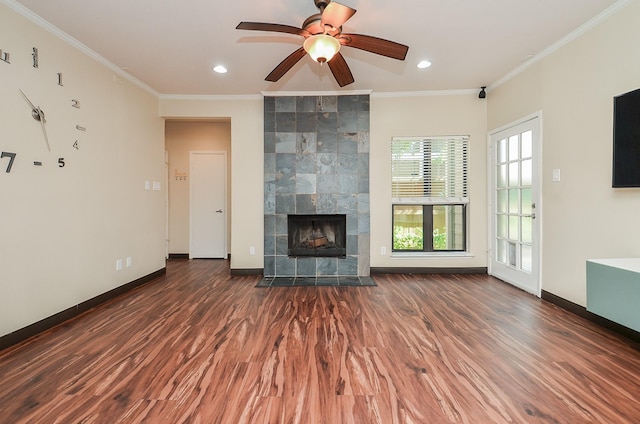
[296,96,317,112]
[297,258,317,276]
[275,96,295,112]
[275,133,296,153]
[264,94,370,278]
[296,113,317,132]
[296,154,316,174]
[296,174,316,194]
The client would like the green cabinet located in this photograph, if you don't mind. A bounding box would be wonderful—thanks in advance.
[587,258,640,332]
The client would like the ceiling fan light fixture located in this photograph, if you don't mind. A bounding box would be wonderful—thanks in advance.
[303,34,340,63]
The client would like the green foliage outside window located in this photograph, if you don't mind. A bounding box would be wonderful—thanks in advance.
[393,226,423,250]
[432,228,447,250]
[393,226,448,250]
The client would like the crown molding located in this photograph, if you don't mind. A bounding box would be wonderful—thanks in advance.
[490,0,634,91]
[260,90,372,97]
[1,0,159,97]
[159,94,263,101]
[372,89,477,98]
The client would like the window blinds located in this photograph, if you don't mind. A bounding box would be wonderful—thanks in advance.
[391,136,469,204]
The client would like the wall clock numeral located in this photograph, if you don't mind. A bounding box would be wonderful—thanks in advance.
[0,49,9,64]
[73,140,79,150]
[32,47,38,68]
[71,99,80,109]
[58,158,65,168]
[57,72,63,86]
[1,151,16,173]
[76,125,86,131]
[34,161,43,166]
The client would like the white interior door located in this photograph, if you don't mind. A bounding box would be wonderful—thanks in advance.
[489,115,541,296]
[165,151,169,259]
[190,151,227,259]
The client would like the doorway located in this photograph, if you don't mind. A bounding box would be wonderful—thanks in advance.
[190,151,227,259]
[489,114,541,296]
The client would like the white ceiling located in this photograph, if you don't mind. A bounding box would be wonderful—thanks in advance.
[11,0,623,96]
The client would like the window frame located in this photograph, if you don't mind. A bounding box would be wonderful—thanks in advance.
[391,136,469,254]
[392,203,467,253]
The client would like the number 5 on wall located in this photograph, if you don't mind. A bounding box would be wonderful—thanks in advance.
[1,151,16,173]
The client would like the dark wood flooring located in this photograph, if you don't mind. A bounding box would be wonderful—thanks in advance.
[1,259,639,423]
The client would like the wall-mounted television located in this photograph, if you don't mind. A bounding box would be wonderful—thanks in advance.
[612,87,640,187]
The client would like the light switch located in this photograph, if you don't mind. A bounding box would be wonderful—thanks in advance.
[552,169,561,182]
[145,180,151,190]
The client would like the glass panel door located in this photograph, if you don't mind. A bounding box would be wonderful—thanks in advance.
[490,116,540,295]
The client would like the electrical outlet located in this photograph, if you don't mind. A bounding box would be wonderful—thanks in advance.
[381,246,387,255]
[126,257,132,267]
[249,246,255,255]
[116,259,123,271]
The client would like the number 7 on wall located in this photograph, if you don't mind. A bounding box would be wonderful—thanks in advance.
[1,151,16,173]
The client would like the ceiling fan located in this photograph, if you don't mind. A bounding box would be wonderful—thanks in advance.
[236,0,409,87]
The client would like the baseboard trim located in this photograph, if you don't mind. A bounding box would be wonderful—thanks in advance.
[230,268,263,276]
[541,290,640,346]
[370,267,487,274]
[169,255,232,260]
[0,267,166,353]
[232,266,488,276]
[168,253,189,259]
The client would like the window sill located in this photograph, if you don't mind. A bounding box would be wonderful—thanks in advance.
[390,251,475,259]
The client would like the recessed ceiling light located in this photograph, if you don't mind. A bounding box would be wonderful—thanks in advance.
[417,60,432,69]
[213,65,227,74]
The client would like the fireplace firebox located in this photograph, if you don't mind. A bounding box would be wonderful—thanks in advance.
[288,214,346,258]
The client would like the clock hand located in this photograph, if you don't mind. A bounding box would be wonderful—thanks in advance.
[19,89,37,113]
[19,89,50,151]
[38,108,51,152]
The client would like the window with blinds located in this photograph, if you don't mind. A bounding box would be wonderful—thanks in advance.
[391,136,469,204]
[391,136,469,252]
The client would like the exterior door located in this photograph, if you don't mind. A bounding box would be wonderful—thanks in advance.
[489,115,541,296]
[190,151,227,259]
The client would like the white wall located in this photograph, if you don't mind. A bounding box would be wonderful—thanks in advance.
[0,4,165,337]
[159,97,264,270]
[488,1,640,305]
[161,94,489,273]
[165,121,232,255]
[370,93,489,269]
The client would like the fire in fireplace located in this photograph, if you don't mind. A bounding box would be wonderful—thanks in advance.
[288,214,347,258]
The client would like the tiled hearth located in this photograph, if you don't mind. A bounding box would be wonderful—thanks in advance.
[263,94,370,278]
[256,275,376,287]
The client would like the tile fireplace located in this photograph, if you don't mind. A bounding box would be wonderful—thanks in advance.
[263,94,370,278]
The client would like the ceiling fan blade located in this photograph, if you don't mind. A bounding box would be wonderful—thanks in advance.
[327,52,354,87]
[236,22,308,37]
[340,33,409,60]
[265,47,308,82]
[320,2,356,30]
